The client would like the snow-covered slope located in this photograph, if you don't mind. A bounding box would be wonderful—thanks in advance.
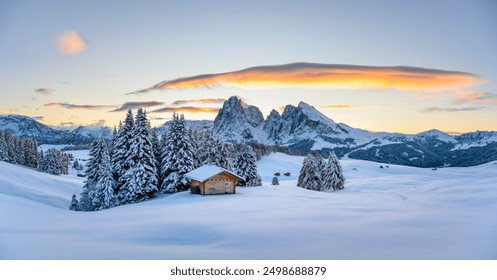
[1,155,496,259]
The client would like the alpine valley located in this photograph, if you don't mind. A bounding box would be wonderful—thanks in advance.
[1,96,497,167]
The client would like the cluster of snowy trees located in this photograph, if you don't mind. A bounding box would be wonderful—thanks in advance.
[37,148,70,175]
[0,129,70,175]
[0,129,38,168]
[297,153,345,191]
[73,109,261,211]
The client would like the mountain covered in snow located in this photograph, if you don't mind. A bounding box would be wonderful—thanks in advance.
[0,114,110,144]
[2,96,497,167]
[210,96,497,167]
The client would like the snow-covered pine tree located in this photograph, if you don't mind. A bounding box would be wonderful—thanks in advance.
[150,127,162,184]
[0,131,9,161]
[320,155,336,191]
[233,144,261,186]
[92,145,118,210]
[37,149,46,172]
[22,139,38,168]
[69,194,80,211]
[272,176,279,185]
[330,152,345,190]
[188,128,201,168]
[297,154,323,191]
[118,109,158,203]
[79,138,108,211]
[160,113,194,193]
[44,149,62,175]
[198,130,216,165]
[112,110,134,190]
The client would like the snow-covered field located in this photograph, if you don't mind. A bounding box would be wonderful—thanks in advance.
[1,153,496,259]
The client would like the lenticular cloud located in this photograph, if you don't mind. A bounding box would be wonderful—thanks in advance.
[126,62,480,95]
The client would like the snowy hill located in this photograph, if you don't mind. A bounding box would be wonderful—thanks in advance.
[1,154,496,259]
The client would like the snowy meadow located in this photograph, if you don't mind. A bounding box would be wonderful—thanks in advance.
[1,152,496,259]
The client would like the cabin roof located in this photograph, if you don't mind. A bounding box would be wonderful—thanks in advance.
[184,164,244,183]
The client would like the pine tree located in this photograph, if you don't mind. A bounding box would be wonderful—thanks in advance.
[93,147,118,210]
[321,156,336,191]
[112,110,134,191]
[79,138,108,211]
[37,149,46,172]
[0,131,9,161]
[150,127,162,184]
[118,109,158,203]
[330,153,345,190]
[69,194,80,211]
[160,113,194,193]
[233,144,261,186]
[188,128,201,168]
[297,154,323,191]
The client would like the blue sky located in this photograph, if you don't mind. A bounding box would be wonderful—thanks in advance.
[1,0,496,133]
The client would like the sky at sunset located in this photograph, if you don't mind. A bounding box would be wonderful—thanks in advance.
[1,0,496,134]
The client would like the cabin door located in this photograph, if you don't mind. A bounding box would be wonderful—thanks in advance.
[225,182,232,193]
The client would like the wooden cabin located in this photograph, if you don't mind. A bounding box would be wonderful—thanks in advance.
[185,165,244,195]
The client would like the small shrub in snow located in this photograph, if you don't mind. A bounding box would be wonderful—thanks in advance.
[69,194,80,211]
[271,176,279,185]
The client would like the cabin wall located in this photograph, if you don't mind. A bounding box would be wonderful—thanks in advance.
[203,174,236,195]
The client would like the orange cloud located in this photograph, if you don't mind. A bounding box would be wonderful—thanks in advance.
[152,106,220,114]
[320,105,367,109]
[127,63,480,95]
[171,98,225,106]
[455,91,497,104]
[57,30,86,55]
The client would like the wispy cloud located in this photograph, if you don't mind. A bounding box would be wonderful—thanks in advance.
[110,101,164,112]
[60,122,77,127]
[454,91,497,104]
[171,98,226,106]
[44,102,115,110]
[126,62,480,95]
[31,116,44,121]
[57,30,86,56]
[34,88,54,95]
[421,106,485,113]
[152,106,220,114]
[320,105,367,109]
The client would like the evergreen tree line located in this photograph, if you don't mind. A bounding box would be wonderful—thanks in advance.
[37,148,70,175]
[0,129,38,167]
[0,129,70,176]
[72,109,261,211]
[297,153,345,191]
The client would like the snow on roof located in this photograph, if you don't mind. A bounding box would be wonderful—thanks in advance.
[184,165,244,182]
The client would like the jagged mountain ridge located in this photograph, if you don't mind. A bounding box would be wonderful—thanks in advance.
[211,96,497,167]
[2,97,497,167]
